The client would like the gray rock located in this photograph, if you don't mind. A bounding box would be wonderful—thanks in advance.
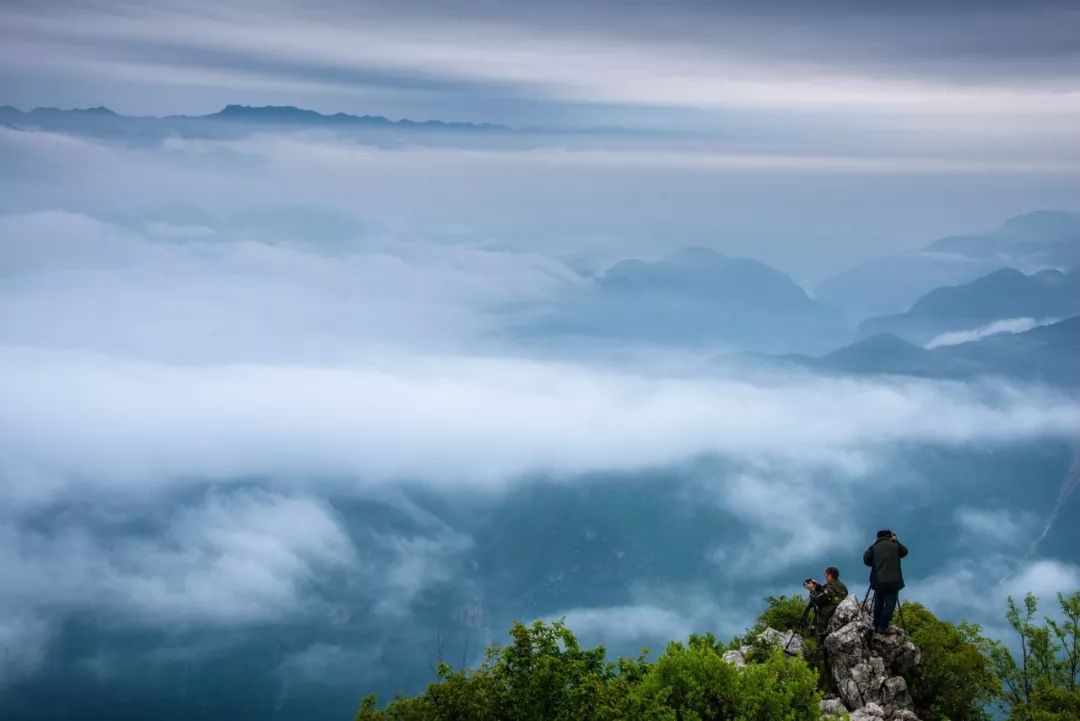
[820,697,847,717]
[755,627,806,658]
[882,675,913,711]
[822,597,922,720]
[829,595,865,633]
[890,710,921,721]
[721,649,746,667]
[716,600,923,719]
[871,629,922,673]
[850,702,887,721]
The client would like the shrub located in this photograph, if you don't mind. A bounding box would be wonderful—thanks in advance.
[895,601,997,721]
[985,591,1080,720]
[358,619,819,720]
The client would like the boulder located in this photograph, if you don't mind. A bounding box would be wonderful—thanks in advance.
[881,675,914,711]
[822,596,922,720]
[828,594,866,633]
[721,627,808,664]
[850,702,887,721]
[820,697,847,717]
[756,627,806,658]
[719,599,922,720]
[720,649,746,668]
[871,629,921,673]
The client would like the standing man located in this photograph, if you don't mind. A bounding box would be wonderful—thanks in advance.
[864,529,908,635]
[804,566,848,637]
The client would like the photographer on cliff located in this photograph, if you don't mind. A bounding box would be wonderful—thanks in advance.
[863,529,908,635]
[803,566,848,637]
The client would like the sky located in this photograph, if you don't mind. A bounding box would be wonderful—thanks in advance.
[2,2,1080,717]
[4,0,1080,282]
[3,0,1080,127]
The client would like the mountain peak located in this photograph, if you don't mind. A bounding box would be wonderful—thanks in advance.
[999,209,1080,239]
[28,105,117,115]
[214,104,323,119]
[204,104,508,131]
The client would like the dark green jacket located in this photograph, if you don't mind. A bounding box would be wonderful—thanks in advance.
[812,578,848,635]
[816,578,848,615]
[863,538,908,591]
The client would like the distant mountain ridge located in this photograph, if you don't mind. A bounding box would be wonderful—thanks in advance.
[0,103,512,132]
[856,266,1080,345]
[817,210,1080,323]
[789,313,1080,386]
[518,247,847,355]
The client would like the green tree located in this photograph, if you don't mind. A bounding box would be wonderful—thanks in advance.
[636,636,819,721]
[896,601,997,721]
[749,594,827,692]
[985,591,1080,721]
[357,618,819,720]
[358,619,658,721]
[753,594,813,636]
[357,593,1080,720]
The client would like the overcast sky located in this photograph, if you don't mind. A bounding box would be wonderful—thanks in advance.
[3,0,1080,130]
[4,0,1080,280]
[3,4,1080,711]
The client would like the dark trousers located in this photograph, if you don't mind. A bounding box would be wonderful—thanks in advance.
[872,589,899,631]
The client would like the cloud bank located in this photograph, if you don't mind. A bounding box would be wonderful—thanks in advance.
[3,347,1077,504]
[925,317,1059,348]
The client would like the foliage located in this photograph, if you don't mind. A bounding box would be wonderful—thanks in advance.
[355,619,638,721]
[894,601,997,721]
[636,634,819,721]
[356,591,1080,721]
[985,591,1080,721]
[751,594,827,691]
[754,594,813,637]
[356,618,819,721]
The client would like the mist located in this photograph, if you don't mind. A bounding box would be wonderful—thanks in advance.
[2,3,1080,718]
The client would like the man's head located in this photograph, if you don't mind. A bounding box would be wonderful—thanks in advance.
[824,566,839,581]
[877,529,893,539]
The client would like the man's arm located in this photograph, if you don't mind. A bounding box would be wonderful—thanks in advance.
[825,583,845,604]
[898,542,908,558]
[863,547,874,566]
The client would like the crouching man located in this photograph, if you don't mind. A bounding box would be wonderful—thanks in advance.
[804,566,848,637]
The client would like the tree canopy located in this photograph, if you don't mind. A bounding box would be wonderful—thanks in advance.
[356,591,1080,720]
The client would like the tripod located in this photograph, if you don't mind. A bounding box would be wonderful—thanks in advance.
[783,600,816,655]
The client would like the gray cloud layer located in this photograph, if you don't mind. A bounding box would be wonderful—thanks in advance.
[3,187,1079,687]
[2,28,1079,706]
[3,0,1079,130]
[5,126,1079,283]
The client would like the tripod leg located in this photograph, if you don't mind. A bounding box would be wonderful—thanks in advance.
[897,595,908,632]
[785,603,813,654]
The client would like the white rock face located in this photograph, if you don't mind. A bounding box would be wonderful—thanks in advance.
[720,649,746,668]
[720,597,923,720]
[822,596,922,721]
[820,697,847,717]
[850,701,888,721]
[756,627,807,658]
